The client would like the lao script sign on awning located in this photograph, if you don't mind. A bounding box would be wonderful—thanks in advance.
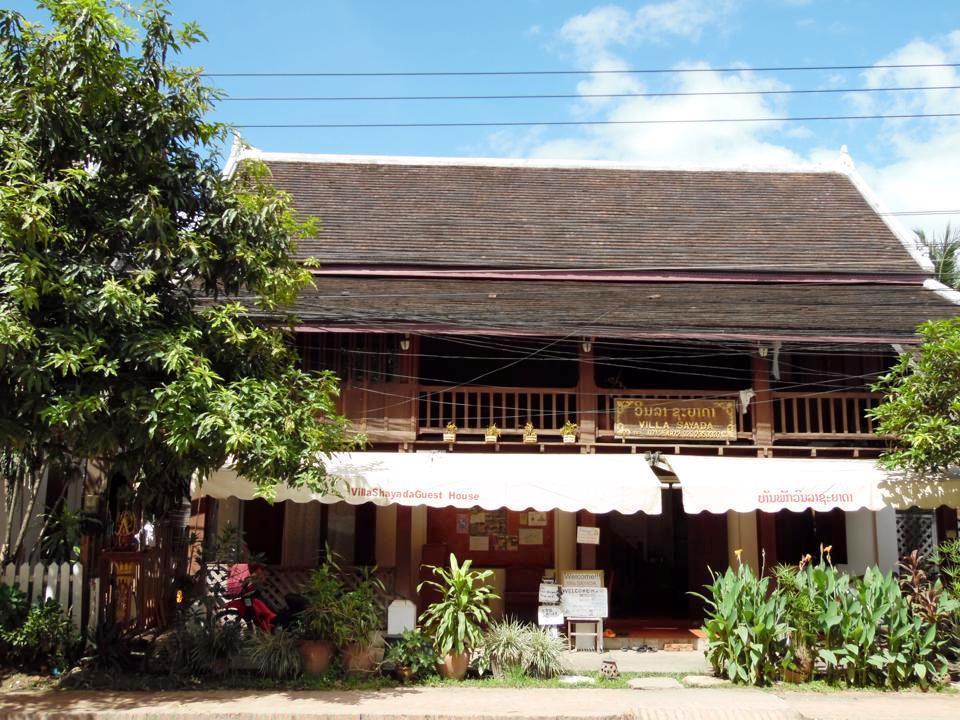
[615,398,737,440]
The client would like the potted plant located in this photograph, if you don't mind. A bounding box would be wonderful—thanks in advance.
[443,422,457,443]
[336,568,385,674]
[296,563,343,675]
[522,421,537,444]
[383,628,437,683]
[484,423,501,444]
[561,421,578,444]
[418,554,498,680]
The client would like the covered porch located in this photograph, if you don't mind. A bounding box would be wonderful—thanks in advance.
[192,452,960,647]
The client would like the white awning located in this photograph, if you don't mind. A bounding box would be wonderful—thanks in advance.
[197,452,663,515]
[667,455,960,513]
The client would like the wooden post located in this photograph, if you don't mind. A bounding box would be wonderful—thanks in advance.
[395,505,413,599]
[756,511,778,573]
[577,511,597,569]
[577,343,597,444]
[751,353,774,447]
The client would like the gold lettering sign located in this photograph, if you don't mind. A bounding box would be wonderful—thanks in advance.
[614,399,737,440]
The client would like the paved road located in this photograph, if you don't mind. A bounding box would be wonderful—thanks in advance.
[1,687,958,720]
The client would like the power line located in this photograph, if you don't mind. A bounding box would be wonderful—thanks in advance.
[204,61,960,78]
[236,111,960,129]
[222,84,960,102]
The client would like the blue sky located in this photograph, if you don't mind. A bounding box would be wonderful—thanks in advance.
[10,1,960,231]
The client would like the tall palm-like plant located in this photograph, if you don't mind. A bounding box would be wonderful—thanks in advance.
[418,554,497,656]
[916,224,960,289]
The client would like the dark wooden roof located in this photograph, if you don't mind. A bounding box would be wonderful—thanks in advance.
[258,277,957,343]
[260,158,922,276]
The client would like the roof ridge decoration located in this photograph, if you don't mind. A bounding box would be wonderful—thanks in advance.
[923,278,960,306]
[229,143,847,175]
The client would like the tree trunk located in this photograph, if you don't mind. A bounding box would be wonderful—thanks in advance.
[5,464,46,565]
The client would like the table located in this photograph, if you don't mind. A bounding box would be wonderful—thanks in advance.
[566,617,604,652]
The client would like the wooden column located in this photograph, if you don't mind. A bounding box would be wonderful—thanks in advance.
[577,342,597,444]
[395,504,413,599]
[756,511,778,572]
[577,511,597,569]
[751,353,774,448]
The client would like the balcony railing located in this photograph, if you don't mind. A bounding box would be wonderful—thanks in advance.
[772,391,885,439]
[411,384,886,444]
[417,386,577,435]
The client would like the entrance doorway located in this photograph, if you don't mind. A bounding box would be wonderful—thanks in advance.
[594,490,728,620]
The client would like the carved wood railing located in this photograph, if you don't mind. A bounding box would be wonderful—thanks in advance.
[417,385,578,435]
[771,391,887,440]
[374,383,887,444]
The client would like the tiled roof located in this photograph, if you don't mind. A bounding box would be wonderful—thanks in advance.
[257,277,958,342]
[257,157,924,276]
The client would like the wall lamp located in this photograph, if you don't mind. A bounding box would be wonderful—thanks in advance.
[400,333,411,351]
[581,337,593,353]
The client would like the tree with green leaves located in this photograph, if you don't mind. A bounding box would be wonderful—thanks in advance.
[915,224,960,290]
[0,1,354,564]
[871,318,960,476]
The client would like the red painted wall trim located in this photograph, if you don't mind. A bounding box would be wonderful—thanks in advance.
[307,266,926,286]
[292,323,917,345]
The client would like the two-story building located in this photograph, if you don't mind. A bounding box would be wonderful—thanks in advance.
[194,142,960,640]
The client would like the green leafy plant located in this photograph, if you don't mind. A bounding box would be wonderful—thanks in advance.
[383,628,438,681]
[691,557,788,686]
[170,614,244,677]
[561,421,578,437]
[870,318,960,475]
[335,567,385,647]
[521,625,568,679]
[246,627,302,680]
[299,561,346,643]
[39,507,101,564]
[1,599,77,672]
[418,554,498,657]
[0,0,356,565]
[0,584,27,632]
[818,566,948,689]
[481,617,528,677]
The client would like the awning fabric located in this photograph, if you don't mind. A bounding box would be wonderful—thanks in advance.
[198,452,663,515]
[667,456,960,513]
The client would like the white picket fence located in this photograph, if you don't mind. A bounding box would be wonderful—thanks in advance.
[1,562,98,632]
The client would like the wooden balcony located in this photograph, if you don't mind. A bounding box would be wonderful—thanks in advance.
[772,391,885,440]
[394,385,887,445]
[417,385,577,437]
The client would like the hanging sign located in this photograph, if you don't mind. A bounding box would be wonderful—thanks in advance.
[576,526,600,545]
[561,586,608,619]
[538,583,560,604]
[537,605,564,626]
[614,398,737,440]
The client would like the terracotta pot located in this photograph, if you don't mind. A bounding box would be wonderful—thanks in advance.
[437,650,470,680]
[342,642,375,673]
[298,639,334,676]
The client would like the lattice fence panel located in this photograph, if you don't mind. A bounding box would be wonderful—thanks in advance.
[896,509,936,560]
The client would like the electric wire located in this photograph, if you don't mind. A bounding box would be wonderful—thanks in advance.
[221,84,960,102]
[236,111,960,129]
[203,61,960,78]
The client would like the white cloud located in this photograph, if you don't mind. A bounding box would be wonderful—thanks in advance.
[496,4,960,237]
[560,0,735,52]
[522,2,798,167]
[846,31,960,233]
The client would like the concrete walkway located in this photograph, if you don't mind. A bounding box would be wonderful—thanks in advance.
[564,649,711,674]
[1,687,958,720]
